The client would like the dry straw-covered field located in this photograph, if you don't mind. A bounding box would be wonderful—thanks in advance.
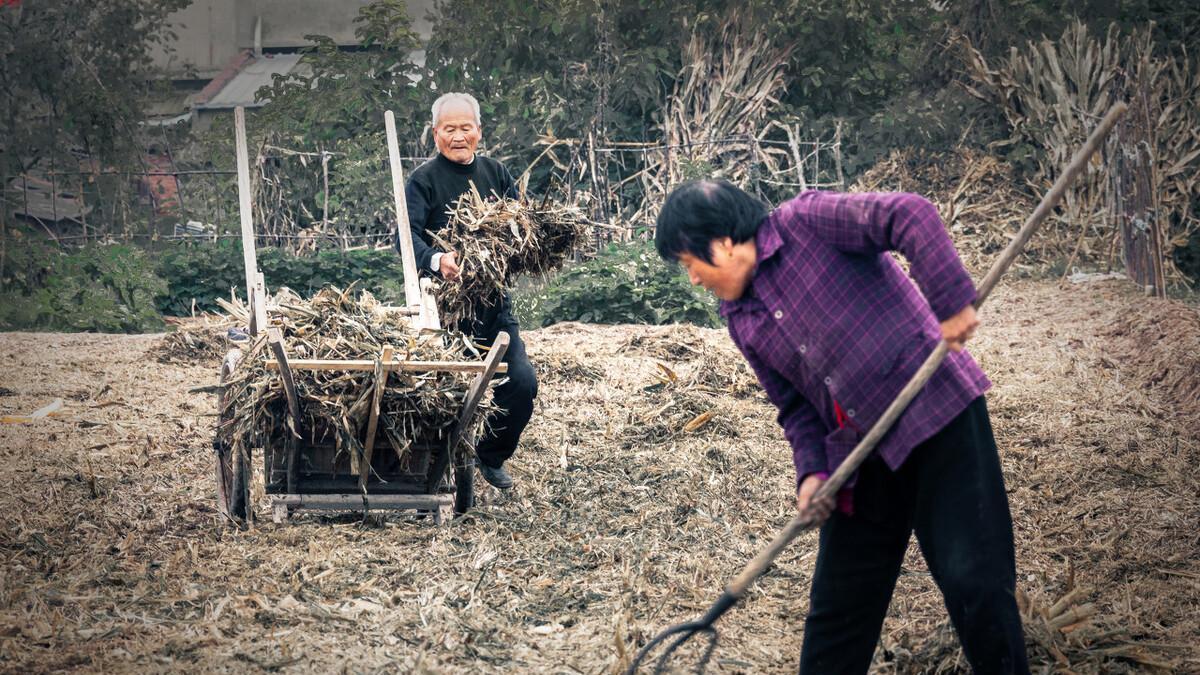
[1,279,1198,674]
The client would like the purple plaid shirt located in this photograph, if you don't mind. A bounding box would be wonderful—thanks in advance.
[721,191,991,488]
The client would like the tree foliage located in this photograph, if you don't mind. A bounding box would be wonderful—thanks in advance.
[0,0,188,175]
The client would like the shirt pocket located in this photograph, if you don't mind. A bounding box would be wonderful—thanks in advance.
[885,327,937,382]
[822,426,862,488]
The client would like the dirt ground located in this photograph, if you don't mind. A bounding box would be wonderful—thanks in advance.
[1,278,1198,674]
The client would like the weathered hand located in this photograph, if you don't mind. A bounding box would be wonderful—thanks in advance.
[797,473,834,526]
[439,251,461,281]
[940,305,979,352]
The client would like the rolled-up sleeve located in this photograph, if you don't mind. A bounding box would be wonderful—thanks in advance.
[800,191,977,321]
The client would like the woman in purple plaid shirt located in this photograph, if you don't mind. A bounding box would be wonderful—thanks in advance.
[655,179,1028,674]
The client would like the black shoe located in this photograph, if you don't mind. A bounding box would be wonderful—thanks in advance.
[478,463,514,490]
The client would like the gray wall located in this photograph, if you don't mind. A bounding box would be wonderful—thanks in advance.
[153,0,437,78]
[234,0,374,49]
[154,0,238,78]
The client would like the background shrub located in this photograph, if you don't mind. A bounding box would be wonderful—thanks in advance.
[155,242,407,315]
[513,240,720,328]
[0,242,167,333]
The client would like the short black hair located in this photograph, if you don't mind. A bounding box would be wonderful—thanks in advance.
[654,179,770,263]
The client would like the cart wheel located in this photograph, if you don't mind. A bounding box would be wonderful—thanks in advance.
[215,350,251,525]
[454,457,475,515]
[216,433,251,524]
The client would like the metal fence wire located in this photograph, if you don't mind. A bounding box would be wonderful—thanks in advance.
[1,128,845,254]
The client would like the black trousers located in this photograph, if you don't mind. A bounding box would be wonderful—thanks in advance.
[468,301,537,469]
[799,397,1028,674]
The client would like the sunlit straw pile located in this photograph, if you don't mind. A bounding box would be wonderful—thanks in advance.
[432,190,586,329]
[215,286,497,473]
[150,317,237,366]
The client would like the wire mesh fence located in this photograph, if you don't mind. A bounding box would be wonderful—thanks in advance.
[1,126,844,255]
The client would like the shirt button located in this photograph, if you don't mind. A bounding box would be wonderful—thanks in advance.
[824,376,832,386]
[846,409,856,418]
[773,310,784,320]
[798,344,807,354]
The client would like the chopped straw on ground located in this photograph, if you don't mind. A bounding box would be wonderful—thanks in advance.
[0,278,1196,673]
[431,189,586,329]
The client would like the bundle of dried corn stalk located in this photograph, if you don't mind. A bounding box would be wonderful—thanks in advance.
[432,189,586,329]
[216,286,497,477]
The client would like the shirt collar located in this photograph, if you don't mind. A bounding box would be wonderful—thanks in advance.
[436,152,477,174]
[718,213,781,318]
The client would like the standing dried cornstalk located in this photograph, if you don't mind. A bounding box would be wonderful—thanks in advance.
[631,10,792,227]
[959,20,1200,287]
[431,188,587,329]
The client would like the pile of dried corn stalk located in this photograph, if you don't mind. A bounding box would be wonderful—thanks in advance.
[432,189,586,329]
[853,146,1038,272]
[216,286,496,480]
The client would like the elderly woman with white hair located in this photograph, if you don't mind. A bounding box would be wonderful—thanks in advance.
[401,92,536,491]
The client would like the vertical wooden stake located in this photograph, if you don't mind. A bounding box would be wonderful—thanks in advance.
[360,345,394,492]
[786,124,807,192]
[234,107,266,333]
[385,111,422,309]
[419,277,442,331]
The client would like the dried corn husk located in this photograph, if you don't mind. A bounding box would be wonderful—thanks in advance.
[959,20,1200,287]
[432,189,586,329]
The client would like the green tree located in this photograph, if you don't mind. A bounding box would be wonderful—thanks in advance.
[422,0,946,185]
[211,0,433,238]
[0,0,189,175]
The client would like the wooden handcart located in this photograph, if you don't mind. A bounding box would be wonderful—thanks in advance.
[213,107,506,526]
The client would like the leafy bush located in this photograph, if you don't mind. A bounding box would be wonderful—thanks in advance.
[514,240,720,328]
[156,242,407,315]
[154,240,245,315]
[0,241,167,333]
[1175,227,1200,286]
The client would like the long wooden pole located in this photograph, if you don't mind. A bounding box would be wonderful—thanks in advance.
[234,107,267,333]
[724,101,1128,599]
[385,110,422,308]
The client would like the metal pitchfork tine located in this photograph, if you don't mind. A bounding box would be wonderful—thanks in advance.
[626,101,1128,675]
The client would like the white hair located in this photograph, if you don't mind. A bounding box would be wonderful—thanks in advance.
[431,92,481,128]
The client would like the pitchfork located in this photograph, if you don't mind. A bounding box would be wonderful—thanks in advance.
[626,102,1128,675]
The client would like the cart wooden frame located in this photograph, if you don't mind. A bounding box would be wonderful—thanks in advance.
[213,107,506,526]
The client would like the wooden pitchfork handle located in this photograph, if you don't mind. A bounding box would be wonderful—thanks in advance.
[626,101,1127,675]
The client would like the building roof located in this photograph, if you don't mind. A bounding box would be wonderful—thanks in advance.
[193,52,306,111]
